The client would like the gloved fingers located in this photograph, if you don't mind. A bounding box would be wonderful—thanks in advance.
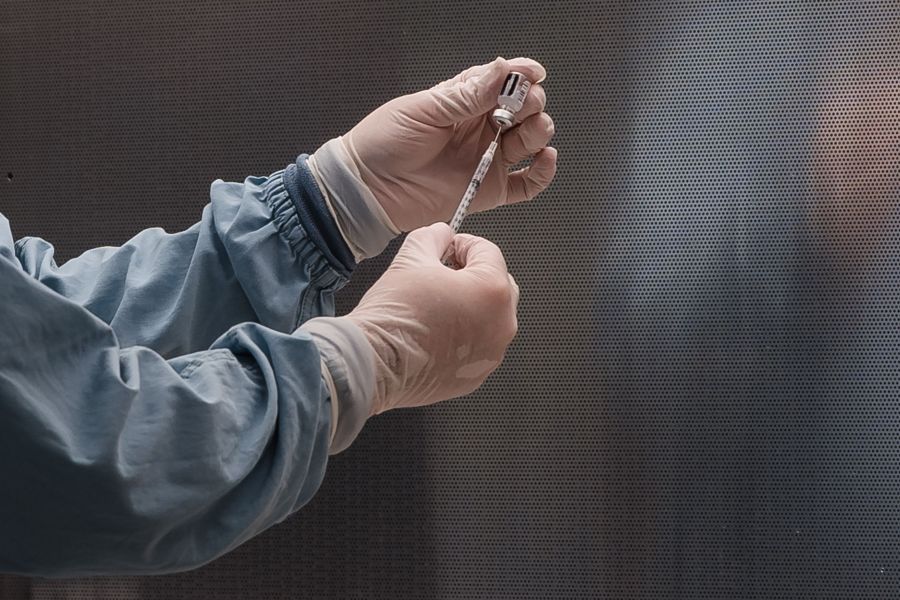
[435,56,506,88]
[435,57,545,90]
[505,57,548,85]
[399,223,455,263]
[504,147,558,205]
[501,112,555,166]
[419,57,546,127]
[508,272,520,336]
[508,272,520,306]
[416,58,508,127]
[451,233,510,283]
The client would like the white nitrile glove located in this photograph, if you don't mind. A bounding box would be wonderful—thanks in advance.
[349,222,519,415]
[301,223,519,452]
[308,57,558,260]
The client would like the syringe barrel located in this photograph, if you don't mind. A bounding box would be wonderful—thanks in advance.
[448,141,498,232]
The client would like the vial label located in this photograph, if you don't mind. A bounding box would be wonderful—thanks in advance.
[499,72,531,113]
[513,79,531,107]
[503,73,521,97]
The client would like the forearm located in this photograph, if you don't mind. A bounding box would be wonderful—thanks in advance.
[0,263,361,577]
[9,159,357,357]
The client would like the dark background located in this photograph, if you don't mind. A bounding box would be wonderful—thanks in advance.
[2,1,899,598]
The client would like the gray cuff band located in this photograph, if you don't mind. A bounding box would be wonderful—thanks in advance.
[308,137,400,261]
[299,316,375,454]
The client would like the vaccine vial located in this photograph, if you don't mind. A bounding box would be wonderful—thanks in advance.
[492,72,532,129]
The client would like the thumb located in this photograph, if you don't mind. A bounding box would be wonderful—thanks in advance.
[415,57,509,127]
[397,223,455,263]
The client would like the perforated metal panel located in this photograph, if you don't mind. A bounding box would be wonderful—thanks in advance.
[2,1,900,598]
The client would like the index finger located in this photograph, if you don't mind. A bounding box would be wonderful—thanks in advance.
[506,57,547,85]
[437,56,547,89]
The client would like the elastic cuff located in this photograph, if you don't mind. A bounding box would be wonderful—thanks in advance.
[308,137,400,261]
[260,171,349,295]
[282,157,356,277]
[299,317,375,454]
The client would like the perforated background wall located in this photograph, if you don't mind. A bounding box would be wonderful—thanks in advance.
[1,1,899,598]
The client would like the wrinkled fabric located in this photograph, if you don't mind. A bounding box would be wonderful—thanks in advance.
[0,160,372,577]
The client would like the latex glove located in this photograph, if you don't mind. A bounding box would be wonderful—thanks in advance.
[308,57,557,259]
[347,222,519,415]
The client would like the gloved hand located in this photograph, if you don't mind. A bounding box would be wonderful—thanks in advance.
[347,222,519,415]
[308,57,557,260]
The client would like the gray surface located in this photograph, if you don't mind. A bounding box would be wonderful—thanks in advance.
[1,1,900,598]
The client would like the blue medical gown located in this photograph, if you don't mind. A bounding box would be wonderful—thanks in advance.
[0,156,361,577]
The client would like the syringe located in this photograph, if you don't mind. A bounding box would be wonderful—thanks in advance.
[448,127,502,233]
[443,71,531,268]
[448,71,532,233]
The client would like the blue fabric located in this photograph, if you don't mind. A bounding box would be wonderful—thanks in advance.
[286,155,356,275]
[0,160,354,577]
